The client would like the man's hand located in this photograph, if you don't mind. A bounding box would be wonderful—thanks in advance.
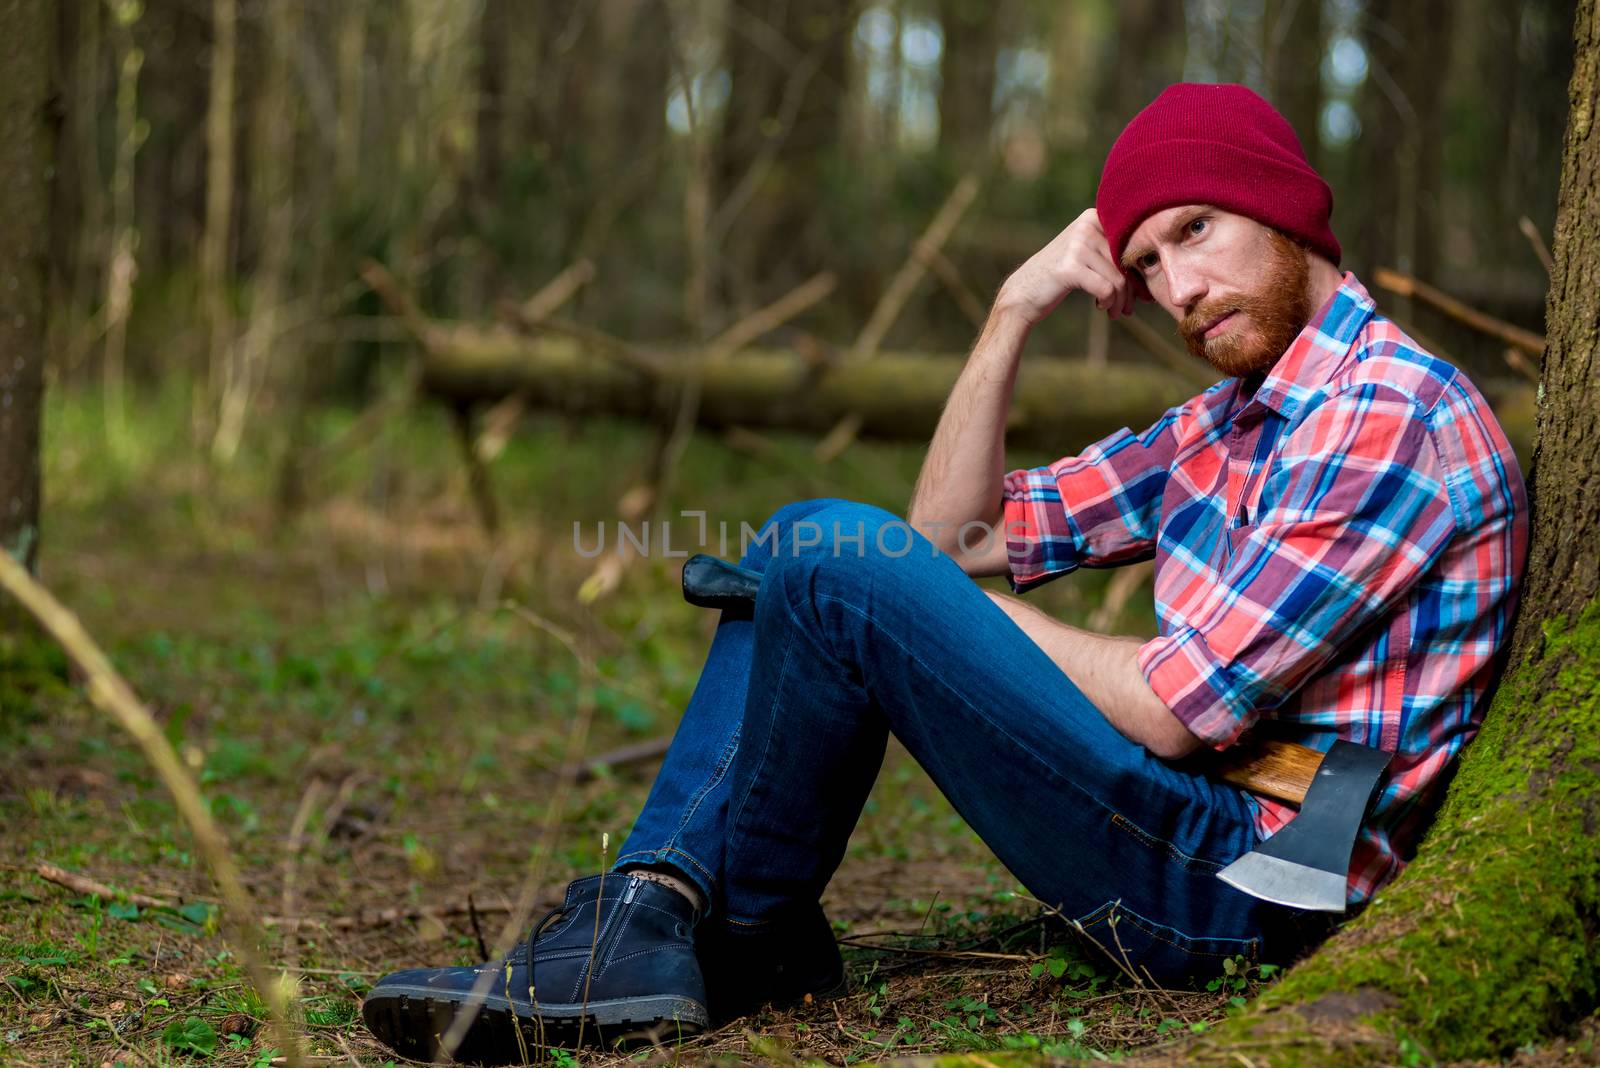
[985,590,1202,760]
[997,208,1136,327]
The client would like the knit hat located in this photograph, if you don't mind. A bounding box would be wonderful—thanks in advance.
[1095,83,1340,268]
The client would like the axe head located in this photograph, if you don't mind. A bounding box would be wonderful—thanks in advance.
[1217,740,1392,913]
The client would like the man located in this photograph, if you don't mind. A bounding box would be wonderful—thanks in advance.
[363,83,1528,1063]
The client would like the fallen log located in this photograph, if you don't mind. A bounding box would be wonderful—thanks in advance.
[422,328,1202,454]
[421,327,1535,457]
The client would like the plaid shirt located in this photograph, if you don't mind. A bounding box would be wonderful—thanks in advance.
[1002,274,1528,903]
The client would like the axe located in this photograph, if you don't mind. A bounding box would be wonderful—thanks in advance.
[681,553,1390,914]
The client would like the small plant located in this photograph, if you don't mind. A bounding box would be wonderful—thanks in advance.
[162,1015,218,1056]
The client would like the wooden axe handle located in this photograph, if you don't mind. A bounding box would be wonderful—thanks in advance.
[1214,739,1324,805]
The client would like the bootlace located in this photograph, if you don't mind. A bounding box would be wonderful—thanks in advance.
[520,904,567,974]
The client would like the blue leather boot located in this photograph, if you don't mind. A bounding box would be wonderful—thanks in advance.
[362,873,708,1063]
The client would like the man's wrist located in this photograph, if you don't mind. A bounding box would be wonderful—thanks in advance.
[990,286,1040,330]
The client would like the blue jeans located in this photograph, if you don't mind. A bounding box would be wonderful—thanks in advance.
[615,500,1321,982]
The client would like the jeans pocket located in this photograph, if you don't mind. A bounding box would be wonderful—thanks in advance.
[1072,900,1260,987]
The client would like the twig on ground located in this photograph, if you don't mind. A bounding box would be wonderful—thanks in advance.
[279,777,328,976]
[0,553,304,1066]
[578,736,673,782]
[31,863,173,910]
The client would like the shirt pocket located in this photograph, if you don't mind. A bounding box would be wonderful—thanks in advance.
[1224,521,1259,564]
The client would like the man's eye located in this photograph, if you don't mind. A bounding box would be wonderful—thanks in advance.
[1187,217,1209,237]
[1137,252,1158,271]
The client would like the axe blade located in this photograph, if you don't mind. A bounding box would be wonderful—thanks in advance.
[1217,740,1392,913]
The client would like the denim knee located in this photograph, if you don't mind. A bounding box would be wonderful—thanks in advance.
[739,498,852,568]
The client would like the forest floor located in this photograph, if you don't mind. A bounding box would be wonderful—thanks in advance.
[1,382,1549,1067]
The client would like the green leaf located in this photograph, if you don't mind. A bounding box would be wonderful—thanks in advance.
[108,901,140,921]
[163,1015,217,1055]
[1047,957,1068,978]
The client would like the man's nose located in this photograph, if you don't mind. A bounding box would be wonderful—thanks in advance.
[1166,262,1207,309]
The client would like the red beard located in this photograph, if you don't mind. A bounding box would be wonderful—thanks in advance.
[1179,230,1313,378]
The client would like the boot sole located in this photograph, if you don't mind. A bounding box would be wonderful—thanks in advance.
[363,985,709,1064]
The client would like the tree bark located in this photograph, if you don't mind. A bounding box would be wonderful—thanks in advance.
[0,0,53,586]
[1171,1,1600,1061]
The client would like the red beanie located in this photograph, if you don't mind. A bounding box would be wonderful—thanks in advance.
[1096,83,1340,268]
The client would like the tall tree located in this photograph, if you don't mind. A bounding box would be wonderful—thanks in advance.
[1355,0,1455,282]
[1179,1,1600,1061]
[1094,0,1187,155]
[1262,0,1324,170]
[0,0,53,584]
[936,0,1002,161]
[715,0,853,316]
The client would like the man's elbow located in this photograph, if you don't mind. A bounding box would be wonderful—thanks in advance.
[1146,710,1204,761]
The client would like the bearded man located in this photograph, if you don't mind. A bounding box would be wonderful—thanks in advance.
[363,83,1528,1064]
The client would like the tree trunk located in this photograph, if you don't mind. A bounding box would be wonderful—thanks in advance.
[1095,0,1187,157]
[936,0,1001,161]
[1262,0,1323,170]
[0,0,53,588]
[1176,1,1600,1061]
[715,0,852,315]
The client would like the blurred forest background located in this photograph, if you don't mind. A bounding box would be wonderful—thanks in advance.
[0,1,1585,1063]
[48,0,1572,444]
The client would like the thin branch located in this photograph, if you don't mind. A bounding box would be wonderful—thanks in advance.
[496,303,666,378]
[705,272,837,362]
[1518,215,1555,277]
[850,175,982,362]
[517,259,597,322]
[0,555,303,1065]
[1373,266,1547,356]
[916,246,989,329]
[1114,313,1217,388]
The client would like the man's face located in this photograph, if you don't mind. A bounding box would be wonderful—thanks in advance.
[1119,205,1312,378]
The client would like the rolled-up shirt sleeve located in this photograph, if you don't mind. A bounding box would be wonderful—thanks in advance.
[1001,400,1191,593]
[1137,387,1460,749]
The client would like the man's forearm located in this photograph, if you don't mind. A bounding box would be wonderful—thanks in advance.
[985,591,1201,759]
[907,303,1033,571]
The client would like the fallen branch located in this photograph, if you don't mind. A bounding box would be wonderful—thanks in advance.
[822,176,980,460]
[577,737,672,782]
[915,245,989,330]
[1374,266,1547,356]
[851,175,981,362]
[518,259,596,322]
[32,862,175,910]
[1112,313,1216,389]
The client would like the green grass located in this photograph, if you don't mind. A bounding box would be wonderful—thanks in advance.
[1,380,1192,1065]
